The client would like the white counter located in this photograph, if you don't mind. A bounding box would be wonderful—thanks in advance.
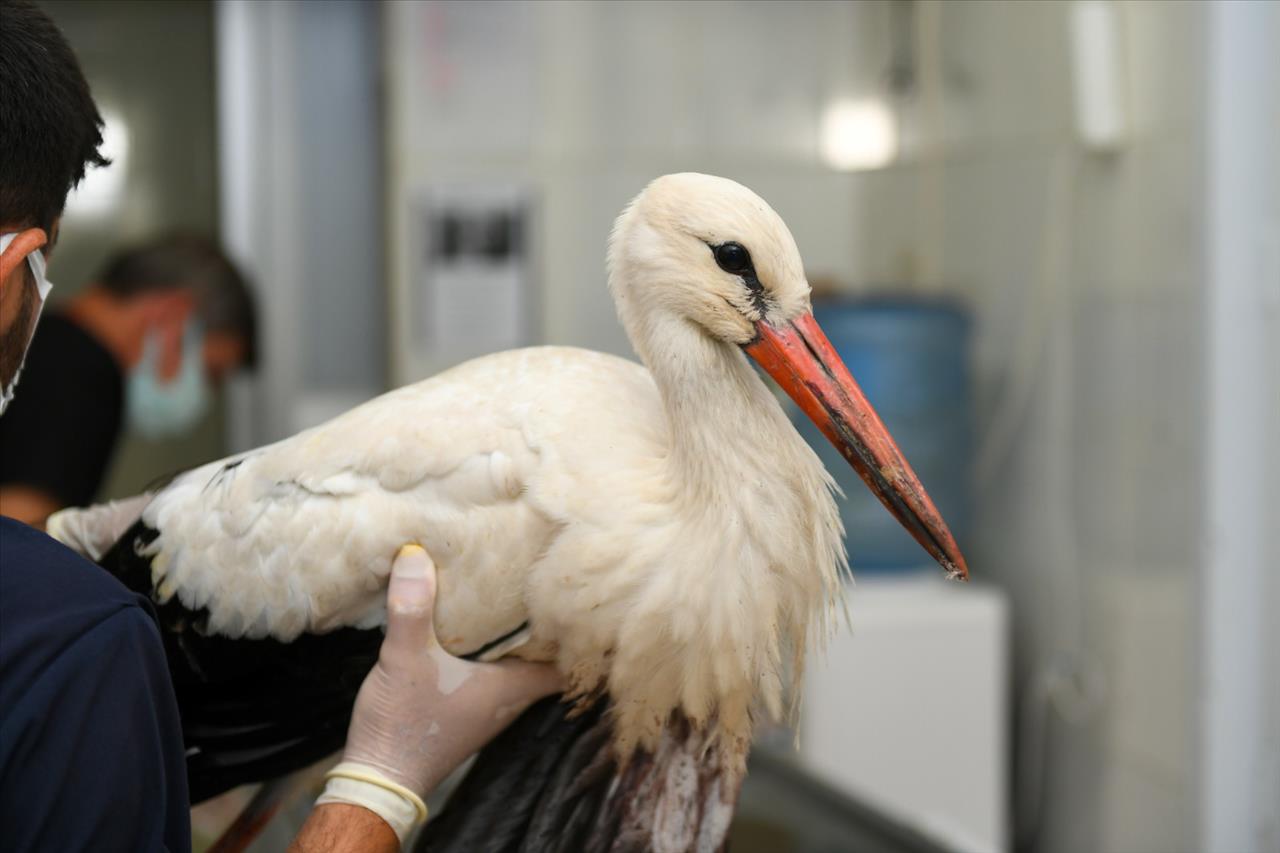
[798,574,1010,853]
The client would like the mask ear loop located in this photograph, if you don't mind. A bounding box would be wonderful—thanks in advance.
[149,306,194,384]
[25,242,54,302]
[184,317,206,358]
[180,318,209,393]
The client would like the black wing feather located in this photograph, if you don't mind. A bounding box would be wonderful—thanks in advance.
[416,696,611,853]
[96,519,383,803]
[416,697,737,853]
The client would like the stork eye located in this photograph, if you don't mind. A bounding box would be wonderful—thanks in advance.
[714,242,751,275]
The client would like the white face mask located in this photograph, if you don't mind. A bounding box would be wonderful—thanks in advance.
[0,232,54,417]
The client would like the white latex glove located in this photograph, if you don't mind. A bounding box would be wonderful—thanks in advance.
[317,544,563,842]
[46,494,152,560]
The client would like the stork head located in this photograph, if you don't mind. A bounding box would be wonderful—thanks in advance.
[608,172,812,345]
[610,173,968,580]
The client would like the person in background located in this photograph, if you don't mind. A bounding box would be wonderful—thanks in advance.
[0,234,257,526]
[1,2,559,851]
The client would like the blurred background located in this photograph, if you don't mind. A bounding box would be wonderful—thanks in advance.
[23,1,1279,851]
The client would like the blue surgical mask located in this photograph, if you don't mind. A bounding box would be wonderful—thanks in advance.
[126,320,211,439]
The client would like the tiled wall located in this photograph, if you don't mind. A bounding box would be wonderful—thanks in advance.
[384,1,1217,849]
[385,0,875,380]
[846,2,1208,850]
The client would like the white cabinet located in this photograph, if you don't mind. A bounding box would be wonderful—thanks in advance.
[799,576,1009,853]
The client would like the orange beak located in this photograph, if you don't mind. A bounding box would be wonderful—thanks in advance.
[745,313,969,580]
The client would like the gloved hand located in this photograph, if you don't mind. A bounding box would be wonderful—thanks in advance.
[46,494,152,560]
[316,544,563,843]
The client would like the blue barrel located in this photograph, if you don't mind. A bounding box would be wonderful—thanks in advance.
[790,297,973,573]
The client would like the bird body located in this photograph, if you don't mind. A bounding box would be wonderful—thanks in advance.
[137,338,842,766]
[50,173,966,847]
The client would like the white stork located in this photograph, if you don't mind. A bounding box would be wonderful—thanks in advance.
[50,173,966,851]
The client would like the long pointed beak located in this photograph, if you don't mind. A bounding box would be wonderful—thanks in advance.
[745,313,969,580]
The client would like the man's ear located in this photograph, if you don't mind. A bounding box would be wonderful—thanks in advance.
[0,228,48,295]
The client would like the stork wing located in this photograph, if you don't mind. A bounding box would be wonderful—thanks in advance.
[122,361,566,648]
[44,354,558,802]
[45,346,665,803]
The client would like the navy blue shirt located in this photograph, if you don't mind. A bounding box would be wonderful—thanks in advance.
[0,518,191,852]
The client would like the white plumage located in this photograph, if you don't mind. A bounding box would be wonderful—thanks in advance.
[52,173,963,776]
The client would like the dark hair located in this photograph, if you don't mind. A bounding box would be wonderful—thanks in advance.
[99,234,259,369]
[0,0,109,234]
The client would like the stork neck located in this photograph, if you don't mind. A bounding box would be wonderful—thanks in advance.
[635,315,795,497]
